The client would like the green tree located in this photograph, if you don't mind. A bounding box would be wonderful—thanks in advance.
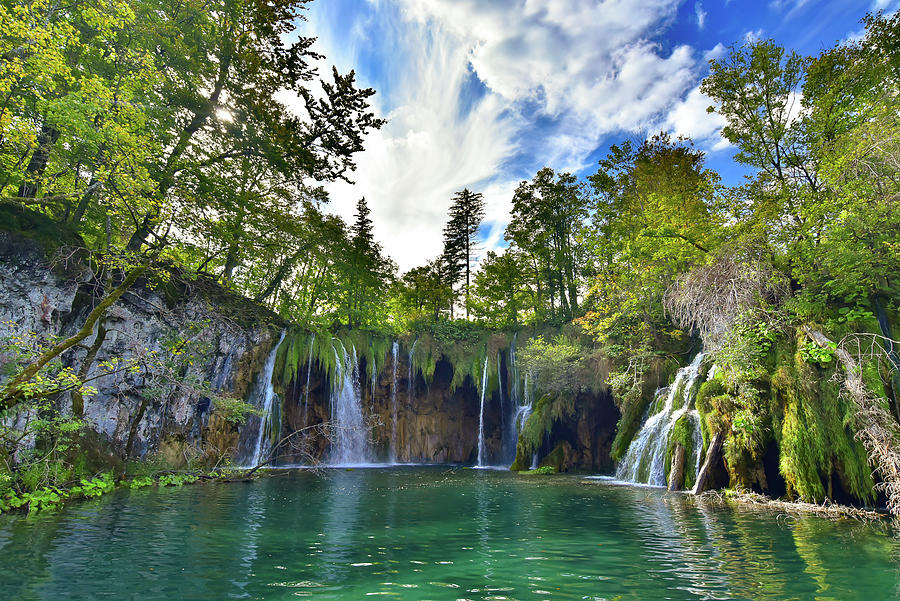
[471,249,529,326]
[442,188,485,319]
[579,134,723,348]
[506,167,588,322]
[396,260,454,322]
[341,197,395,328]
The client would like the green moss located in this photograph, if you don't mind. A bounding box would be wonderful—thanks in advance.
[539,442,571,471]
[610,392,652,461]
[772,350,874,504]
[664,413,700,490]
[0,206,83,253]
[519,465,557,475]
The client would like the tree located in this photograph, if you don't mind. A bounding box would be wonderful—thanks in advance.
[341,198,395,328]
[579,134,723,348]
[702,39,811,192]
[0,0,385,411]
[442,188,485,319]
[471,249,529,326]
[505,168,588,322]
[396,260,454,322]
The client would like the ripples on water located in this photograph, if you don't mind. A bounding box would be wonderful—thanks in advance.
[1,467,898,600]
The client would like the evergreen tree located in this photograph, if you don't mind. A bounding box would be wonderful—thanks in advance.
[343,197,394,328]
[442,188,485,319]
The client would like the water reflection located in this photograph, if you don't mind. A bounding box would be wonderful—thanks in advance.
[319,469,363,583]
[0,469,899,600]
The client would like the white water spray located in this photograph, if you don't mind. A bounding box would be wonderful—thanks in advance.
[477,356,489,467]
[328,340,371,465]
[243,331,286,468]
[390,341,399,463]
[616,353,705,487]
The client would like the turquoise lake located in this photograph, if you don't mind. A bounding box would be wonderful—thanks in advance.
[1,467,898,600]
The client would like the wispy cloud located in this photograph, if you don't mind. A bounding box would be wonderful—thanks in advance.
[695,2,707,29]
[744,28,765,43]
[304,0,702,270]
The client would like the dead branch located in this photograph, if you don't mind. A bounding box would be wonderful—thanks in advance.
[665,253,788,349]
[803,327,900,516]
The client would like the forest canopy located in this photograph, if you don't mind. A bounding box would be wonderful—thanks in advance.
[2,3,898,401]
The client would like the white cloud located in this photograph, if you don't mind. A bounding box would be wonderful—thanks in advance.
[662,86,730,152]
[310,0,699,271]
[703,43,727,63]
[322,20,519,271]
[744,28,764,43]
[695,2,707,30]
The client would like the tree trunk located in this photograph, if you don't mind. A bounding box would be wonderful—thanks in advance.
[17,123,60,199]
[668,443,685,491]
[126,42,234,251]
[692,432,723,495]
[1,263,147,410]
[255,247,308,303]
[71,317,107,418]
[71,177,100,225]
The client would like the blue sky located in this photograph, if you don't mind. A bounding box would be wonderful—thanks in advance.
[295,0,897,271]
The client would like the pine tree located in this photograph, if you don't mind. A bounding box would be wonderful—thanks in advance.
[442,188,485,319]
[344,197,393,327]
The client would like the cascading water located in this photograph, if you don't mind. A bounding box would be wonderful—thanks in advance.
[240,330,286,468]
[328,340,371,465]
[514,373,533,439]
[302,332,315,428]
[390,341,399,463]
[502,334,535,466]
[476,356,489,467]
[616,353,706,487]
[497,351,505,454]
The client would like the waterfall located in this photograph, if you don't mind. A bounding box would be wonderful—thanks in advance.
[500,334,535,466]
[497,350,505,454]
[240,330,286,468]
[390,341,399,463]
[302,332,315,428]
[616,353,705,487]
[514,373,533,437]
[328,340,371,465]
[476,356,489,467]
[510,333,519,404]
[502,334,526,464]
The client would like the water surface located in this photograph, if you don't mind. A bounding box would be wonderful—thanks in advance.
[1,467,898,600]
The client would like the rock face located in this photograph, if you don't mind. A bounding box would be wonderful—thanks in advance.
[1,230,620,471]
[0,231,279,466]
[276,349,619,471]
[279,356,485,465]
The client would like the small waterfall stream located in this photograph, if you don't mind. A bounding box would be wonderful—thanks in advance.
[504,335,535,467]
[476,356,489,467]
[616,353,705,487]
[502,333,520,463]
[514,373,533,441]
[390,341,399,463]
[329,340,371,465]
[241,331,286,468]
